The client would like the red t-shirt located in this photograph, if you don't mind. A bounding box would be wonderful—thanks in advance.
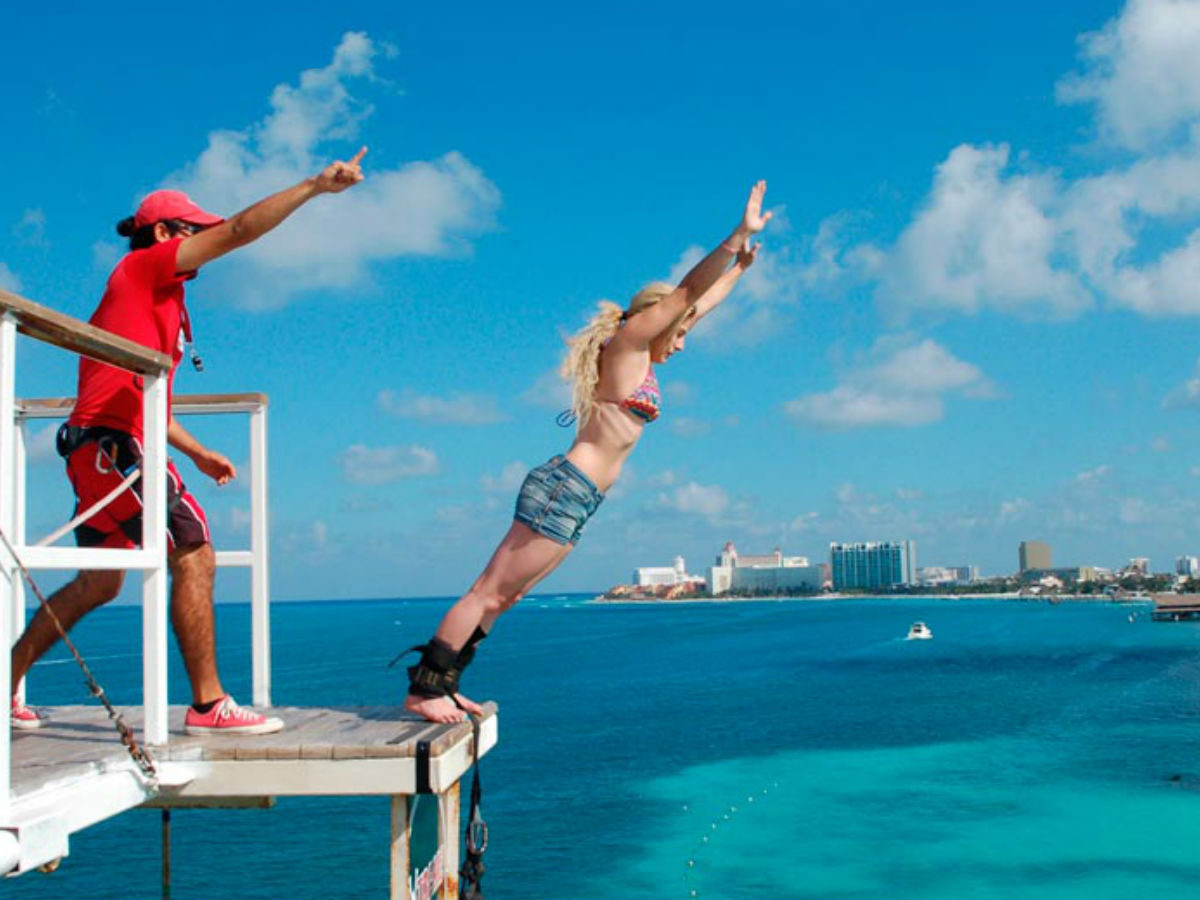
[69,238,189,439]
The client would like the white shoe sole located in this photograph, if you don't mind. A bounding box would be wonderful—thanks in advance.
[184,717,284,736]
[11,718,42,731]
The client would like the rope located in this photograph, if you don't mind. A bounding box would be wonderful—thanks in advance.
[0,525,157,781]
[34,465,141,547]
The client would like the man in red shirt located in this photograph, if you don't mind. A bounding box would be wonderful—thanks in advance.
[11,148,368,734]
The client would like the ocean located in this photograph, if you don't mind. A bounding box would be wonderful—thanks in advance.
[8,595,1200,899]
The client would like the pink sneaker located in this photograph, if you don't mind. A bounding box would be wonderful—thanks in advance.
[11,696,43,730]
[184,695,283,736]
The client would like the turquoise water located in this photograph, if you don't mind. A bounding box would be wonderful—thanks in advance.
[8,596,1200,899]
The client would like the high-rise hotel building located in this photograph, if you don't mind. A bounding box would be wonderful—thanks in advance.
[830,541,916,590]
[1018,540,1052,573]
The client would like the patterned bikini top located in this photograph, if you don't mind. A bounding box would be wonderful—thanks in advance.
[616,365,661,423]
[556,323,664,427]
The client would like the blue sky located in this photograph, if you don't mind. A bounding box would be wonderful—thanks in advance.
[6,0,1200,600]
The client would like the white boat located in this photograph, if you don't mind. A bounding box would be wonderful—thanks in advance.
[906,622,932,640]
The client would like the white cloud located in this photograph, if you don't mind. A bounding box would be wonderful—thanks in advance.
[650,481,730,519]
[278,518,331,555]
[667,380,695,405]
[14,209,47,247]
[790,511,820,531]
[312,521,329,548]
[1163,356,1200,406]
[785,336,994,429]
[338,443,438,484]
[165,32,500,309]
[670,417,711,438]
[92,240,121,273]
[228,506,252,534]
[1057,0,1200,151]
[788,2,1200,323]
[521,368,572,411]
[1119,497,1152,524]
[1076,464,1112,482]
[378,389,506,425]
[644,469,679,488]
[481,461,527,493]
[24,424,58,464]
[0,262,21,292]
[998,497,1031,526]
[869,144,1089,319]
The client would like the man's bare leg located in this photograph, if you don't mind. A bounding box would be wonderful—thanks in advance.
[169,543,225,706]
[11,569,126,688]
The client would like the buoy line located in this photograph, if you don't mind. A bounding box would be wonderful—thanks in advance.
[680,781,780,898]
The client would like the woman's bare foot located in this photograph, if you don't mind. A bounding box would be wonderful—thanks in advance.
[454,692,484,716]
[405,693,466,723]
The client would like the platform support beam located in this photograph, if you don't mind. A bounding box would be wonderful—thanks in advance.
[390,794,411,900]
[440,783,460,900]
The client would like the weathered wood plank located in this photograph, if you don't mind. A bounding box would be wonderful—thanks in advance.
[0,288,170,374]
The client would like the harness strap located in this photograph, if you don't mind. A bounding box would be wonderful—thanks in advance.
[459,713,487,900]
[390,638,461,699]
[39,424,147,547]
[393,628,489,700]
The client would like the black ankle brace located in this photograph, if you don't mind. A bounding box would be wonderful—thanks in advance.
[406,638,460,699]
[455,626,488,670]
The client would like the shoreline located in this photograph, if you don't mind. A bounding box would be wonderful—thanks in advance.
[589,592,1153,605]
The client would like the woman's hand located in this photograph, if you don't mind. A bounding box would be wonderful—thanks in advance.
[314,146,368,194]
[736,240,759,269]
[740,180,772,235]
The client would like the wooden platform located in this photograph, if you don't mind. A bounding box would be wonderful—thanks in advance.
[12,703,497,803]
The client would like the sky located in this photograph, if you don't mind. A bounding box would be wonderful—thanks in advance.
[5,0,1200,600]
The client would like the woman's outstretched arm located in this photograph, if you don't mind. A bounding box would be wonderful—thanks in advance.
[690,240,758,323]
[622,181,772,344]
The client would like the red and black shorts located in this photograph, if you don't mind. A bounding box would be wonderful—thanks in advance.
[62,428,210,551]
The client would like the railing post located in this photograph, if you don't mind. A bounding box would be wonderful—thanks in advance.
[11,419,27,703]
[0,313,17,804]
[141,372,169,745]
[249,405,271,708]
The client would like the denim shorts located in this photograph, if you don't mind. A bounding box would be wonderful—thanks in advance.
[513,455,605,545]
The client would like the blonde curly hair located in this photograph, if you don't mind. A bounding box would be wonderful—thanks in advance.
[561,281,692,426]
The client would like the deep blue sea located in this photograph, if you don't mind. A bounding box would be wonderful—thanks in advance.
[7,595,1200,900]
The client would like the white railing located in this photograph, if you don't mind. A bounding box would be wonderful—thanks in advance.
[0,287,271,812]
[16,393,272,708]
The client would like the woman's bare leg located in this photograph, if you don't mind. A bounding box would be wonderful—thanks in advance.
[406,521,572,722]
[451,535,573,715]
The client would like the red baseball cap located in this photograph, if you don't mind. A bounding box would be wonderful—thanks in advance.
[133,190,224,229]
